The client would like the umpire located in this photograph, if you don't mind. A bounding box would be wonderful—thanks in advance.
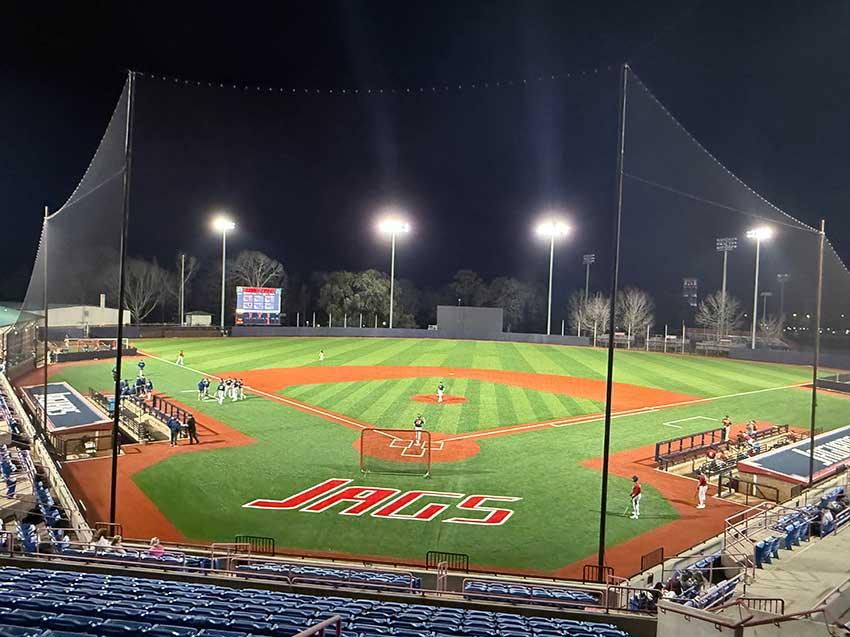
[186,413,200,445]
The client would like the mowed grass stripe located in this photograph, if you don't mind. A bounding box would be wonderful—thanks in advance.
[494,383,520,428]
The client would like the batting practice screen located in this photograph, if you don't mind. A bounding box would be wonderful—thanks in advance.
[235,286,282,326]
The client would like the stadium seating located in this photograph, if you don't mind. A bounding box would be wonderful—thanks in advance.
[683,578,740,610]
[234,562,421,591]
[0,566,633,636]
[463,579,601,607]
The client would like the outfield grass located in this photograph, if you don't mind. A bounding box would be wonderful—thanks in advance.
[49,337,850,573]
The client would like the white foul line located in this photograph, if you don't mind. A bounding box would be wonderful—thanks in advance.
[662,415,715,429]
[137,350,399,440]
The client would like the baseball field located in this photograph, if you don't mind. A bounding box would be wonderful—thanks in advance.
[46,337,850,577]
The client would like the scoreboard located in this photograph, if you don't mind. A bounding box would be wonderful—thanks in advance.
[236,286,282,326]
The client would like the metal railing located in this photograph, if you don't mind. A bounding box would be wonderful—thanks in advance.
[582,563,614,584]
[734,596,786,615]
[235,534,275,555]
[605,585,660,614]
[426,550,469,572]
[293,616,342,637]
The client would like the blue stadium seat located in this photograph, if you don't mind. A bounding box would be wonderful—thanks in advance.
[0,625,43,637]
[145,625,200,637]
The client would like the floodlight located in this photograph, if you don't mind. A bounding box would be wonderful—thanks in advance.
[535,219,570,239]
[377,217,411,235]
[212,215,236,232]
[745,226,773,241]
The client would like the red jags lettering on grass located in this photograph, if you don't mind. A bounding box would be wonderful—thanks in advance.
[242,478,351,510]
[444,495,522,526]
[301,486,401,516]
[244,479,522,525]
[371,490,464,521]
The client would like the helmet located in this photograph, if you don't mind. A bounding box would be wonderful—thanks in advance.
[632,475,639,482]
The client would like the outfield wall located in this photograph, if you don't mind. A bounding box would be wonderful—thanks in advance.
[231,325,591,346]
[729,348,850,370]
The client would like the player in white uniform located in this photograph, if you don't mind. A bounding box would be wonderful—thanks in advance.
[696,472,708,509]
[216,382,226,405]
[176,350,185,366]
[238,379,245,400]
[319,350,325,362]
[413,415,425,446]
[437,382,445,403]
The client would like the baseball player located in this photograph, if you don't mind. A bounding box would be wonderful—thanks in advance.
[437,382,445,403]
[630,475,642,520]
[319,350,325,362]
[722,415,732,442]
[230,378,239,402]
[696,471,708,509]
[237,379,245,401]
[413,414,425,446]
[176,350,185,366]
[203,378,211,400]
[197,378,207,401]
[137,360,146,378]
[216,381,226,405]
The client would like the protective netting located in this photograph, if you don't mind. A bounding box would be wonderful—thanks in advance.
[619,67,850,355]
[8,81,129,371]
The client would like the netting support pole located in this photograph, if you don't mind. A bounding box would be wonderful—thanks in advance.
[598,62,628,573]
[41,206,49,443]
[110,70,137,526]
[808,219,825,487]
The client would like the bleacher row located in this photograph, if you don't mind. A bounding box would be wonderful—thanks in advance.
[0,566,632,637]
[681,578,740,610]
[463,580,600,608]
[0,386,25,441]
[670,553,719,602]
[234,562,421,592]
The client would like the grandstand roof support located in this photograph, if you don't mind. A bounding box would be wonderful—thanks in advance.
[110,70,137,525]
[598,62,628,572]
[808,219,825,487]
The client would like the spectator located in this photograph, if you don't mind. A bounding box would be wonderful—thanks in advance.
[167,416,181,447]
[722,415,732,441]
[821,508,835,535]
[91,529,110,553]
[662,586,677,599]
[148,537,165,557]
[145,378,153,399]
[186,413,200,445]
[109,535,126,556]
[58,532,71,552]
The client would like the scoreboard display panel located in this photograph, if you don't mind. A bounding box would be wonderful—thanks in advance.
[236,286,282,325]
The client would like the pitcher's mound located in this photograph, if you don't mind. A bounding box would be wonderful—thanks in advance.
[411,394,467,405]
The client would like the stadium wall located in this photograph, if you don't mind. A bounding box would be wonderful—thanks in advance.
[436,305,503,339]
[729,348,850,370]
[231,325,590,346]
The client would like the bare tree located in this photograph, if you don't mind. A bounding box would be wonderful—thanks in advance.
[567,291,586,335]
[228,250,285,288]
[695,290,745,337]
[580,292,611,337]
[759,314,785,340]
[123,258,170,324]
[616,288,655,347]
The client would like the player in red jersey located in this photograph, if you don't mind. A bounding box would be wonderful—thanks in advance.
[630,475,642,519]
[696,471,708,509]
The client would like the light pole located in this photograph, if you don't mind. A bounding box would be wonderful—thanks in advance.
[535,218,571,335]
[582,254,596,303]
[761,291,772,321]
[776,273,790,317]
[377,216,410,329]
[746,226,773,349]
[715,237,737,337]
[179,253,185,326]
[212,215,236,331]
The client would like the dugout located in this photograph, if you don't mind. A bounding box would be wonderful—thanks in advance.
[436,306,503,340]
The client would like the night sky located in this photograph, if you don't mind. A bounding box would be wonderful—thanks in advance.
[2,1,849,320]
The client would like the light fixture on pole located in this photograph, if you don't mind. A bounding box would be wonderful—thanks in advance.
[760,291,773,321]
[715,237,737,337]
[582,254,596,303]
[535,217,571,336]
[776,273,790,317]
[377,215,410,329]
[212,215,236,332]
[746,226,773,349]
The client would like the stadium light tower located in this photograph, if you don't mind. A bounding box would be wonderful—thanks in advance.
[715,237,738,337]
[377,215,410,329]
[535,217,571,335]
[212,215,236,331]
[582,254,596,303]
[746,226,773,349]
[776,273,790,317]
